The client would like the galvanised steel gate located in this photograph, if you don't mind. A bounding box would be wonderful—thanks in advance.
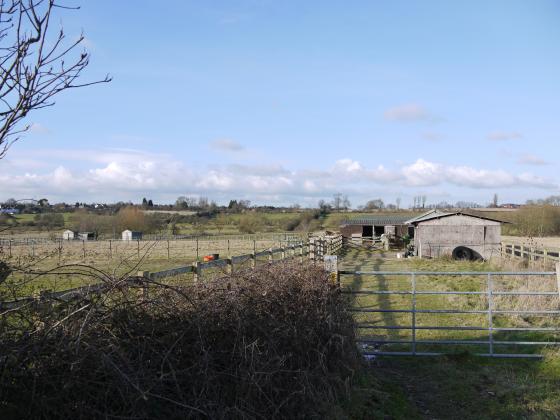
[340,270,560,358]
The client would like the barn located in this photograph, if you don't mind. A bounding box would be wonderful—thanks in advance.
[62,230,76,240]
[122,230,143,241]
[407,210,506,260]
[340,215,412,240]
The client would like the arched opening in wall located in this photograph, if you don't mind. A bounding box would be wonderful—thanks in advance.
[452,246,483,261]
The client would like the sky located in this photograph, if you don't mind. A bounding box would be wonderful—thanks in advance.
[1,0,559,208]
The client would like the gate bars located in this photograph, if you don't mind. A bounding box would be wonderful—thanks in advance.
[340,270,560,358]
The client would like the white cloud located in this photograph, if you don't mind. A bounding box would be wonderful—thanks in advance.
[29,123,50,135]
[487,131,523,141]
[333,159,362,173]
[517,153,549,166]
[209,138,245,152]
[0,150,557,203]
[384,104,436,122]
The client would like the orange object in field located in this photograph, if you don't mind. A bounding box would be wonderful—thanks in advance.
[203,255,215,262]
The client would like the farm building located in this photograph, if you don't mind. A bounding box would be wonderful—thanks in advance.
[122,230,143,241]
[62,230,76,240]
[407,210,506,260]
[340,215,412,239]
[78,232,95,241]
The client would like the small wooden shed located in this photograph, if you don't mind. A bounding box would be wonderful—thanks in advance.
[122,230,143,241]
[62,230,75,240]
[407,210,506,260]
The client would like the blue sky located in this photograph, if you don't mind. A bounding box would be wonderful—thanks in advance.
[1,0,559,207]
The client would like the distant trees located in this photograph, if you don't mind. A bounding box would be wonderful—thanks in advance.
[33,213,64,230]
[412,195,427,209]
[238,214,264,234]
[0,0,110,159]
[526,195,560,206]
[364,199,385,210]
[512,205,560,236]
[228,200,251,212]
[332,193,351,211]
[175,196,216,210]
[492,193,499,208]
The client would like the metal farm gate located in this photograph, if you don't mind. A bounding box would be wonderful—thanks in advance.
[339,269,560,358]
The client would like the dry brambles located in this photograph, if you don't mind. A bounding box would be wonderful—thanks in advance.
[0,261,359,419]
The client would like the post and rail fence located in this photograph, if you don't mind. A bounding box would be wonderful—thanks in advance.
[0,234,345,310]
[501,242,560,266]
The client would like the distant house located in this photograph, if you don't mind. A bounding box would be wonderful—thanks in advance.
[122,230,143,241]
[0,208,20,215]
[78,232,95,241]
[62,230,76,240]
[406,210,507,260]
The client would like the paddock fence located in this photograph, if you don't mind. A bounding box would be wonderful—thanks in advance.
[0,234,345,310]
[501,242,560,267]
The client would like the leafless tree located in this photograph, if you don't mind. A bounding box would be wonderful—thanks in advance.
[0,0,110,159]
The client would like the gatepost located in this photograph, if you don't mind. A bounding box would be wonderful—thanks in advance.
[324,255,339,286]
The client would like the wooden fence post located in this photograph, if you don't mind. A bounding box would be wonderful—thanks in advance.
[309,238,315,261]
[167,240,170,260]
[268,248,273,263]
[251,252,256,269]
[226,258,233,274]
[299,243,304,263]
[82,240,86,259]
[193,261,201,283]
[556,263,560,301]
[138,271,150,300]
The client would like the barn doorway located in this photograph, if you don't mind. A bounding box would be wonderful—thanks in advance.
[362,225,373,237]
[374,226,385,237]
[452,246,483,261]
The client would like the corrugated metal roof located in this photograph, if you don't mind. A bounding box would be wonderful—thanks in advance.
[341,215,412,226]
[405,210,451,224]
[406,210,510,225]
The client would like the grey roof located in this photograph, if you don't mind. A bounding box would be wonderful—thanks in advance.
[405,210,451,224]
[341,215,413,226]
[406,210,509,225]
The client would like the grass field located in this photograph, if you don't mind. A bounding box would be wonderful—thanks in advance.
[337,249,560,418]
[0,235,305,298]
[503,235,560,250]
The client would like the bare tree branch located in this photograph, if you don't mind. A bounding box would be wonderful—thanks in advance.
[0,0,110,159]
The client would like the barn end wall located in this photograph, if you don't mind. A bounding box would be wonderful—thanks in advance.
[414,215,502,260]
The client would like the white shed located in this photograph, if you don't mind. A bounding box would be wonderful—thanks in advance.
[62,230,75,240]
[122,230,143,241]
